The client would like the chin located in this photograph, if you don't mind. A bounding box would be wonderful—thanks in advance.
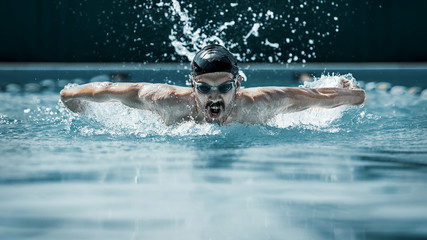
[205,114,222,123]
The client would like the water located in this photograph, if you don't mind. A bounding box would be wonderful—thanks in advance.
[1,74,427,239]
[166,0,343,63]
[85,0,348,63]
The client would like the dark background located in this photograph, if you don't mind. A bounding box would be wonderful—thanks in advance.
[0,0,426,63]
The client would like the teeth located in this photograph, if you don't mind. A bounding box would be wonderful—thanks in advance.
[211,106,220,110]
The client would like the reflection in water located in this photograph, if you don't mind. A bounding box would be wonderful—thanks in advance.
[195,151,236,169]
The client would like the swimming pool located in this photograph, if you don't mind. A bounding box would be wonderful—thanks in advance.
[1,63,426,239]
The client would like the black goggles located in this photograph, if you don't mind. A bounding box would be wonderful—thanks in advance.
[194,81,236,94]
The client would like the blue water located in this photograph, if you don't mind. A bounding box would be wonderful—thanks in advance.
[1,76,427,239]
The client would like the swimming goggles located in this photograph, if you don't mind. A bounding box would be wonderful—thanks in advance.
[194,81,236,94]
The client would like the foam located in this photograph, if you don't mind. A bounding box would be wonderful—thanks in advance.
[65,102,220,137]
[268,74,361,132]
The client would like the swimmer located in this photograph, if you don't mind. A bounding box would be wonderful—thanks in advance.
[60,44,365,125]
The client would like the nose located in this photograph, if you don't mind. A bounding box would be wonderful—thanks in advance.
[208,89,221,100]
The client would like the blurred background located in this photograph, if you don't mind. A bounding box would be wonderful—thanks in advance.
[1,0,426,63]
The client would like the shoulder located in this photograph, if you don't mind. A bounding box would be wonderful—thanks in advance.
[231,87,287,124]
[138,83,191,93]
[236,87,292,103]
[132,84,195,123]
[137,84,195,109]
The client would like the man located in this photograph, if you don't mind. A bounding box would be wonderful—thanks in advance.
[60,44,365,125]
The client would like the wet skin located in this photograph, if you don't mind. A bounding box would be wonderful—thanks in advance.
[60,72,366,125]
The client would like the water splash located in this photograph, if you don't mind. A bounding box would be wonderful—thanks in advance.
[65,102,221,137]
[168,0,232,61]
[166,0,347,63]
[268,107,346,133]
[268,74,362,131]
[72,0,348,63]
[301,73,359,88]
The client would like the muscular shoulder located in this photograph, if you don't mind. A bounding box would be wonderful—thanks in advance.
[137,84,196,123]
[237,87,291,103]
[231,87,291,123]
[138,84,193,102]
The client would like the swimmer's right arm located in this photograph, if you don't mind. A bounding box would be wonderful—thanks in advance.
[60,82,195,120]
[60,82,148,113]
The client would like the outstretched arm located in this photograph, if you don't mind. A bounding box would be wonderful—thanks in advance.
[60,82,195,124]
[237,80,365,121]
[277,87,365,112]
[60,82,147,113]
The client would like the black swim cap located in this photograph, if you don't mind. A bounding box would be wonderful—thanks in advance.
[191,44,239,77]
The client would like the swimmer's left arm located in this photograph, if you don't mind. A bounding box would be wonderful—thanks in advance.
[278,87,366,112]
[239,85,365,115]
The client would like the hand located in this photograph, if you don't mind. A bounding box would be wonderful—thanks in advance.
[61,99,87,113]
[340,77,360,90]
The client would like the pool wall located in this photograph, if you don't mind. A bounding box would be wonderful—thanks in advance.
[0,63,426,92]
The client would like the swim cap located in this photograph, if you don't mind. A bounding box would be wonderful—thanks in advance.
[191,44,239,77]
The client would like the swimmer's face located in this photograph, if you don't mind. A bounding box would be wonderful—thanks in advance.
[191,72,241,123]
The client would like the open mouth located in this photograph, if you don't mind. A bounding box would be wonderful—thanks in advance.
[206,101,224,118]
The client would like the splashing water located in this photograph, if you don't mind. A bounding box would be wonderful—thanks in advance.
[66,102,221,138]
[60,75,361,137]
[166,0,346,63]
[268,74,360,131]
[79,0,348,63]
[302,73,359,89]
